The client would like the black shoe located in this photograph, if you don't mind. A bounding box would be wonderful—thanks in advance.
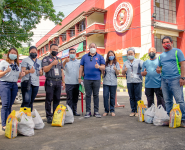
[73,112,80,116]
[47,117,52,124]
[2,127,5,131]
[84,112,91,118]
[93,112,102,118]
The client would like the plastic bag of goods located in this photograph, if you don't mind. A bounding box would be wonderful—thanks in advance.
[65,105,74,124]
[169,104,182,128]
[5,110,18,139]
[144,104,156,124]
[20,107,31,116]
[52,104,66,127]
[17,109,35,136]
[137,100,147,122]
[153,105,169,126]
[31,109,45,129]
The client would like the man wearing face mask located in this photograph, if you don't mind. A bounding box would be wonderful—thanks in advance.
[21,46,43,111]
[79,43,105,118]
[122,47,143,117]
[42,44,65,123]
[156,36,185,127]
[141,47,165,108]
[62,48,80,116]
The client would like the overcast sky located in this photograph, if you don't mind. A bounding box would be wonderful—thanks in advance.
[23,0,85,47]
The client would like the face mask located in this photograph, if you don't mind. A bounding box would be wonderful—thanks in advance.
[149,52,156,59]
[109,56,115,60]
[51,51,58,56]
[163,43,171,50]
[69,54,76,59]
[128,55,134,60]
[9,54,17,60]
[90,48,96,54]
[30,53,37,59]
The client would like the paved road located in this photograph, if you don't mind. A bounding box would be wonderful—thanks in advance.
[0,92,184,150]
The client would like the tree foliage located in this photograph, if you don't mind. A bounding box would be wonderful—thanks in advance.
[0,0,64,51]
[140,53,150,62]
[17,47,29,56]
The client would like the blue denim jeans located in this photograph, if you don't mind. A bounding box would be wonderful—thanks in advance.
[103,85,117,113]
[0,81,18,127]
[161,77,185,121]
[127,82,142,113]
[21,81,39,111]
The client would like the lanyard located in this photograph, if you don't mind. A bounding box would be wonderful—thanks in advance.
[30,57,38,70]
[130,64,133,72]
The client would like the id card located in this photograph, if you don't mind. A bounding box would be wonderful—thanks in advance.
[54,68,59,76]
[131,72,134,78]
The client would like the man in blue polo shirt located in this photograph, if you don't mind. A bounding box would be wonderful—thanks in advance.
[156,36,185,127]
[141,47,165,108]
[79,43,105,118]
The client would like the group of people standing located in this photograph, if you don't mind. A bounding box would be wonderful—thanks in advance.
[1,36,185,131]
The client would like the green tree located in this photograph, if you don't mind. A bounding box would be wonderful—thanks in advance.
[0,0,64,51]
[17,47,29,56]
[140,53,150,62]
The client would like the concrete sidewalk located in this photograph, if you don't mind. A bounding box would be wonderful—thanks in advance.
[0,92,184,150]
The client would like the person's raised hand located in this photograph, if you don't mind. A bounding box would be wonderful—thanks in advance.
[5,65,11,73]
[156,66,161,74]
[21,70,25,77]
[29,66,35,74]
[95,62,100,69]
[124,66,127,72]
[143,68,147,76]
[113,64,117,71]
[52,60,58,66]
[66,58,70,62]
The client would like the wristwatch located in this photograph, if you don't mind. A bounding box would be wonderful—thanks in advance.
[181,77,185,80]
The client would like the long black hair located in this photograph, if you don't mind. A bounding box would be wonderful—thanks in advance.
[105,50,117,67]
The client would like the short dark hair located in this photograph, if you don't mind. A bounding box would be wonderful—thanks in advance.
[50,43,58,49]
[69,48,76,52]
[29,46,37,52]
[127,47,135,54]
[162,36,173,43]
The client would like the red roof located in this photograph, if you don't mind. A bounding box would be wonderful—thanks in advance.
[36,0,104,47]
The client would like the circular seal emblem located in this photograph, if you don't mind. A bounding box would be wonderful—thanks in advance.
[113,2,133,33]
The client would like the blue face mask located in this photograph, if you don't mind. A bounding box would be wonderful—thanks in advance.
[128,55,134,60]
[9,54,17,60]
[109,56,115,60]
[69,54,76,59]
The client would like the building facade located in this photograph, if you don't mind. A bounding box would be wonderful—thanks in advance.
[36,0,185,68]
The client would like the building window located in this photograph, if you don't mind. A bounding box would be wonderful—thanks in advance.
[69,26,75,38]
[155,34,177,52]
[39,50,41,55]
[46,44,49,51]
[77,19,86,33]
[154,0,176,24]
[61,32,66,42]
[55,37,59,45]
[83,40,86,51]
[42,47,44,54]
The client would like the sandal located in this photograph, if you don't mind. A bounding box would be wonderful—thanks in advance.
[2,126,6,131]
[135,113,139,117]
[103,113,108,116]
[111,112,115,116]
[129,113,135,117]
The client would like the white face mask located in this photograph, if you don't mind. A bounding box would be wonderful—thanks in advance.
[90,48,96,54]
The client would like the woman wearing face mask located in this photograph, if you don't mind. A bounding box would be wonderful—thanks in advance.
[21,46,43,111]
[103,51,120,116]
[0,48,25,131]
[122,47,143,117]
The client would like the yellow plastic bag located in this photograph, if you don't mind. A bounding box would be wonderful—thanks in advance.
[52,104,66,127]
[19,107,31,117]
[137,100,147,122]
[5,110,18,139]
[169,104,182,128]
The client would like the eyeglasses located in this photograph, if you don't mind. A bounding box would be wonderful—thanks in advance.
[90,56,93,61]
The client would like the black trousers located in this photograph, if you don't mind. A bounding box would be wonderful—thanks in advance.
[66,84,79,113]
[45,79,61,118]
[145,88,166,109]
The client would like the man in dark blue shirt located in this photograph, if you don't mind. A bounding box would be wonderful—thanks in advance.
[79,43,105,118]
